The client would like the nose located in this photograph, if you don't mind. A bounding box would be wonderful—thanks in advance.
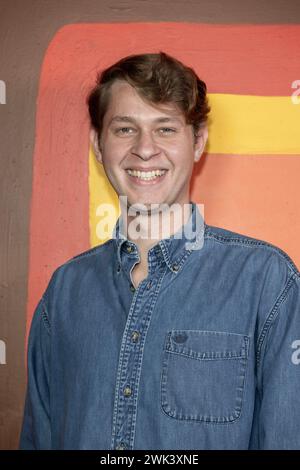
[130,129,161,160]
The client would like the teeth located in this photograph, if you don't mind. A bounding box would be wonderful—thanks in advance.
[126,169,167,180]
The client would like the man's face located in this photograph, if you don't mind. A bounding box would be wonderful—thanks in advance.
[91,80,207,210]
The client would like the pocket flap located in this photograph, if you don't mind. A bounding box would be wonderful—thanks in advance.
[165,329,249,360]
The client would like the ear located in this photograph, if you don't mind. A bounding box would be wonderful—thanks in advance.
[193,125,208,162]
[89,128,103,164]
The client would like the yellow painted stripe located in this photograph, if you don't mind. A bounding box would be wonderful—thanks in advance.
[206,94,300,154]
[89,146,120,247]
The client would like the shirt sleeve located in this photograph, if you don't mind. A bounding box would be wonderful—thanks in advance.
[19,296,51,450]
[250,273,300,449]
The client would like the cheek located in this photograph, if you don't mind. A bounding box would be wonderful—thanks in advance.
[102,146,123,167]
[168,145,194,169]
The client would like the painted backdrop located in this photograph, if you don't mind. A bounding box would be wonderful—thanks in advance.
[0,1,300,450]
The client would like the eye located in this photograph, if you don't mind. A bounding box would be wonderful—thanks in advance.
[114,126,176,136]
[158,127,176,134]
[115,127,135,135]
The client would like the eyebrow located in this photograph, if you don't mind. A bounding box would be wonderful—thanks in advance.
[109,115,183,125]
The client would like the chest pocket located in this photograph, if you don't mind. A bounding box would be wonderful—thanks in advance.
[160,329,250,424]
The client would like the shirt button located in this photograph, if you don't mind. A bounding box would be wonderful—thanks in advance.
[116,442,126,450]
[130,283,135,292]
[146,280,152,289]
[131,331,140,343]
[172,263,179,272]
[123,386,132,397]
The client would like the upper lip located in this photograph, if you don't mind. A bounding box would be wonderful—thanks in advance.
[125,167,168,171]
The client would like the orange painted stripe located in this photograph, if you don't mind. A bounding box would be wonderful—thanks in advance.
[45,23,300,95]
[191,153,300,270]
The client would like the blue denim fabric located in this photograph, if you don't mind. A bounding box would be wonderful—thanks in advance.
[19,201,300,450]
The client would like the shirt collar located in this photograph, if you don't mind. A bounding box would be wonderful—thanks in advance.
[112,200,205,272]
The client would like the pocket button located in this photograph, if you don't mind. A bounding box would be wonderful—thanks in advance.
[173,333,188,343]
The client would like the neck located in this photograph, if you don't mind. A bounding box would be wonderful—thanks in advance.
[120,199,193,263]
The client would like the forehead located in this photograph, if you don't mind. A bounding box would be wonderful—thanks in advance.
[105,80,185,124]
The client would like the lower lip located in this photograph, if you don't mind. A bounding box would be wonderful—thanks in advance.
[126,171,168,185]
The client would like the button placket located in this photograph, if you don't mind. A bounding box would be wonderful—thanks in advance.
[111,246,164,450]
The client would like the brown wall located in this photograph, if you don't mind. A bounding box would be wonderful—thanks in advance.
[1,0,300,450]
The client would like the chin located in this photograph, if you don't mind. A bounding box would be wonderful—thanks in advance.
[125,198,164,214]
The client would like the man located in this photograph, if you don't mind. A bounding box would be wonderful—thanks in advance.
[20,51,300,450]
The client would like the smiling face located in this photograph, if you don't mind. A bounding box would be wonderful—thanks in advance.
[90,80,208,211]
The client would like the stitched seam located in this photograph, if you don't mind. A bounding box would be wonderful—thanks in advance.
[204,229,299,276]
[256,273,298,368]
[40,296,51,335]
[66,239,114,263]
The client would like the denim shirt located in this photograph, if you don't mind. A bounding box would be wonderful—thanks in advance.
[19,201,300,450]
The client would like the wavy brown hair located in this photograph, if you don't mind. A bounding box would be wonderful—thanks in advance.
[87,51,210,144]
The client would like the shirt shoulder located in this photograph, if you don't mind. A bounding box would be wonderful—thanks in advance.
[67,238,115,264]
[204,223,300,277]
[42,238,116,303]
